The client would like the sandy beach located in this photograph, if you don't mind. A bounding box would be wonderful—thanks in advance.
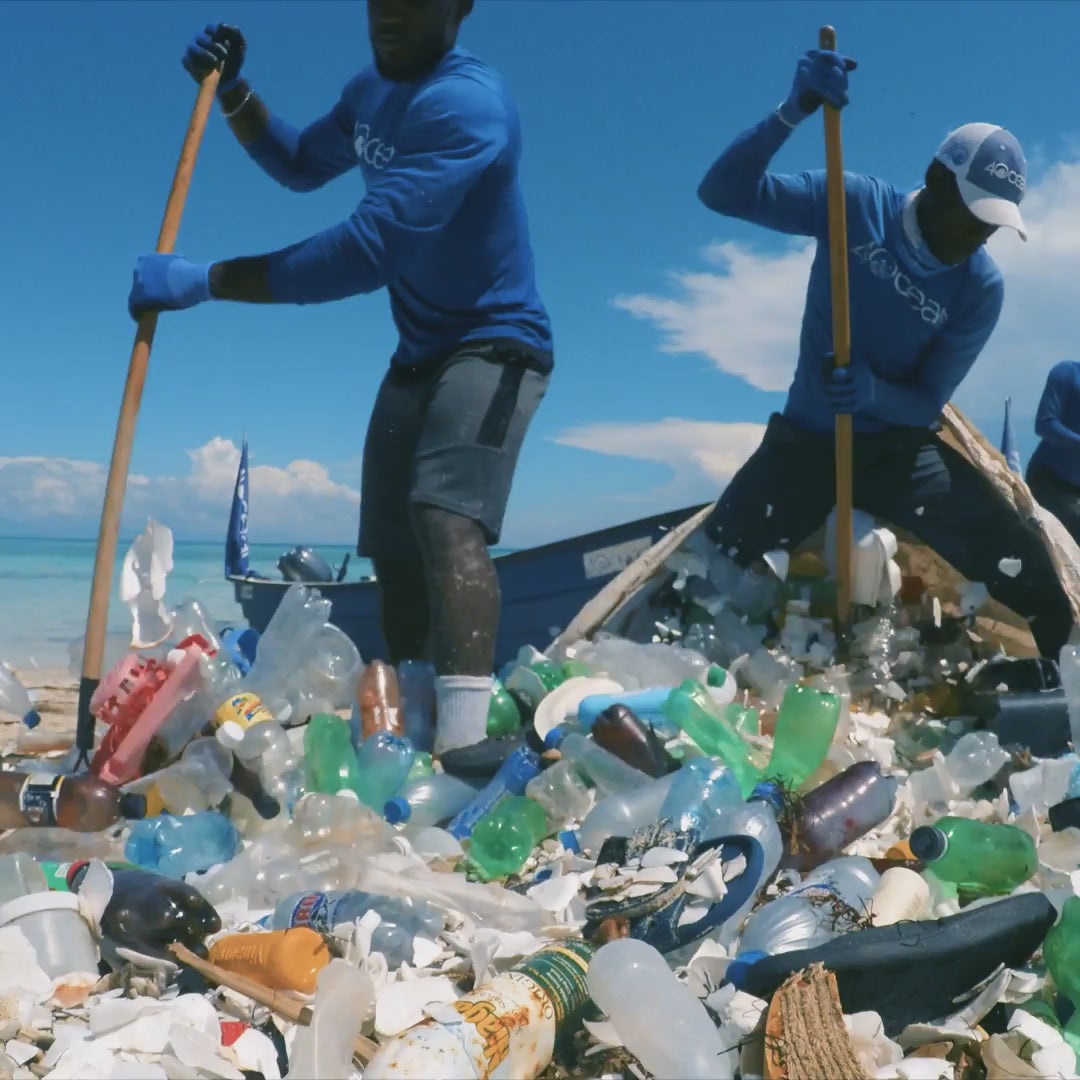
[3,668,80,755]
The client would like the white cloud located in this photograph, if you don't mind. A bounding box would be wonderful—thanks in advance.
[614,241,812,393]
[611,155,1080,421]
[553,417,765,505]
[0,439,360,540]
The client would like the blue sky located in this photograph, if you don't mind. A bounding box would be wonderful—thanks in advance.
[4,0,1080,548]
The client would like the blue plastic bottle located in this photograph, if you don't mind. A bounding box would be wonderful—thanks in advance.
[446,746,542,840]
[124,810,240,879]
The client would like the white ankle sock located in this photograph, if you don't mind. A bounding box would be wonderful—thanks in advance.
[434,674,492,754]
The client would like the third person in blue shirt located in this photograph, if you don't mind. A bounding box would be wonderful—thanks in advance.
[697,47,1074,658]
[1027,360,1080,544]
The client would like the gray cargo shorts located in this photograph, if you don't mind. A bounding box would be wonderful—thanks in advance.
[358,339,550,561]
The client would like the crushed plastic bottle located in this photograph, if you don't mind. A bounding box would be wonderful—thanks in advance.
[0,665,41,729]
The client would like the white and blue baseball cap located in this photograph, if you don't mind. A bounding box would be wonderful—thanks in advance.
[934,123,1027,240]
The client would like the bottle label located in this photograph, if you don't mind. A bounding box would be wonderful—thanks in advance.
[422,940,593,1078]
[289,892,330,932]
[214,691,273,731]
[512,939,592,1026]
[19,773,63,826]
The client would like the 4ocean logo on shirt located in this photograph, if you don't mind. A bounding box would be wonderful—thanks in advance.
[353,121,395,169]
[849,241,948,330]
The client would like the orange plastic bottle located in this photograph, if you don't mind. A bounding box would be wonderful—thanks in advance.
[208,927,330,994]
[358,661,403,740]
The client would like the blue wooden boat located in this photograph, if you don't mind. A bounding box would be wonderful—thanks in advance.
[224,437,706,667]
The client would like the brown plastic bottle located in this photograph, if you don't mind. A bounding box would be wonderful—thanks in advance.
[358,660,403,740]
[592,704,676,778]
[0,772,147,831]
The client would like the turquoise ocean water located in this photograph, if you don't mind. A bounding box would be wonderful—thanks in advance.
[0,536,366,670]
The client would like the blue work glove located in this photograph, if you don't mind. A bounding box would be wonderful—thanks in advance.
[779,49,857,126]
[825,365,876,415]
[128,255,213,321]
[182,24,246,94]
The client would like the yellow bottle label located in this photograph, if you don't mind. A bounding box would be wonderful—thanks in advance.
[214,691,273,731]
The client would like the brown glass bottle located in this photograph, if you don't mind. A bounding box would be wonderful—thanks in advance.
[0,772,147,831]
[358,660,404,740]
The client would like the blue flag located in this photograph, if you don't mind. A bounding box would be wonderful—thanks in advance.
[1001,397,1021,474]
[225,436,251,577]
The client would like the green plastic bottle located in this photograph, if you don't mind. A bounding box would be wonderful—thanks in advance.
[1043,897,1080,1054]
[725,701,759,737]
[405,752,435,782]
[487,678,522,737]
[303,713,362,799]
[909,817,1038,896]
[661,680,761,797]
[765,684,841,791]
[468,795,548,880]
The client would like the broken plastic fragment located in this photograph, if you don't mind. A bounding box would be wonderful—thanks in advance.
[120,520,175,649]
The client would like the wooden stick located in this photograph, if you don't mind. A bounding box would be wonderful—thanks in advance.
[819,26,855,628]
[75,70,221,760]
[169,943,379,1065]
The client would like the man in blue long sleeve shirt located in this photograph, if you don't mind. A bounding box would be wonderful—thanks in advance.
[1027,361,1080,543]
[129,1,553,760]
[697,48,1074,658]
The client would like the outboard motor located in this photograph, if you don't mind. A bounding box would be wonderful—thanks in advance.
[277,545,335,584]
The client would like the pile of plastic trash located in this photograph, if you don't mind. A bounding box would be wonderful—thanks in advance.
[3,517,1080,1080]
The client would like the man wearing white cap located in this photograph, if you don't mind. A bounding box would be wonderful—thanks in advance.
[696,47,1074,657]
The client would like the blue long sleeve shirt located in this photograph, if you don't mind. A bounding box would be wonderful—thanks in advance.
[1029,360,1080,487]
[238,48,552,369]
[698,114,1004,434]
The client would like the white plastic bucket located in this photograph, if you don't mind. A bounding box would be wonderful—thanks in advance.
[0,891,98,979]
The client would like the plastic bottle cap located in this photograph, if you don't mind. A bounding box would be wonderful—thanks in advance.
[542,727,568,751]
[119,792,148,820]
[726,950,768,989]
[706,666,727,688]
[384,797,411,824]
[559,829,581,853]
[65,860,90,890]
[908,826,948,862]
[22,710,40,730]
[748,781,785,814]
[217,721,246,750]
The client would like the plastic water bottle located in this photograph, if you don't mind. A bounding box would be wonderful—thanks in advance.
[355,732,414,812]
[286,958,374,1080]
[909,731,1010,805]
[544,729,651,795]
[909,817,1037,895]
[231,720,306,813]
[124,810,240,878]
[304,713,362,798]
[766,684,842,791]
[588,938,735,1079]
[733,855,880,963]
[658,757,742,836]
[780,761,899,872]
[468,796,548,879]
[384,772,478,827]
[577,771,679,855]
[1060,644,1080,753]
[268,889,443,969]
[446,746,542,841]
[0,666,40,729]
[525,758,592,831]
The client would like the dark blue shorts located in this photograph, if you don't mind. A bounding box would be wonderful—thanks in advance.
[358,340,550,560]
[705,412,1074,658]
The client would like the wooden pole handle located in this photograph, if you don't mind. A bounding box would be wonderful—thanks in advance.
[76,69,221,757]
[819,25,854,627]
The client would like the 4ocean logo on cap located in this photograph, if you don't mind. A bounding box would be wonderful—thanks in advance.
[986,160,1025,192]
[353,121,395,169]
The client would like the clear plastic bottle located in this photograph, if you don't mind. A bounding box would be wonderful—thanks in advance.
[909,731,1010,805]
[734,855,881,961]
[658,757,742,836]
[577,771,679,855]
[384,772,478,827]
[588,937,735,1080]
[0,666,40,729]
[286,958,374,1080]
[525,759,593,832]
[543,729,651,796]
[231,720,306,813]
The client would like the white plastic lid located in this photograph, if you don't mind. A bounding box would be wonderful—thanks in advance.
[216,720,246,750]
[0,889,81,927]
